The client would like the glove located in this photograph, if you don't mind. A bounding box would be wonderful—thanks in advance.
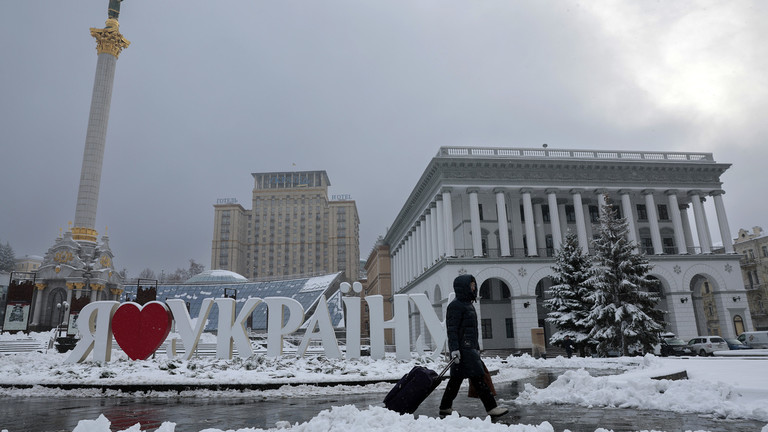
[450,350,461,364]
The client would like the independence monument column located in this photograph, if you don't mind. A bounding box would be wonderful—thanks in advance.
[72,0,130,243]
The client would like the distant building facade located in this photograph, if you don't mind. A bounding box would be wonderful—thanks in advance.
[211,171,360,282]
[15,255,43,273]
[372,146,752,353]
[733,227,768,330]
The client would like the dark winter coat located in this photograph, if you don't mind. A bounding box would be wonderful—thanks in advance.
[446,274,485,379]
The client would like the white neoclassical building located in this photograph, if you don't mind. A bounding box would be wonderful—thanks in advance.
[382,146,753,353]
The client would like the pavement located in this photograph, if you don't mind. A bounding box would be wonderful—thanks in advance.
[2,370,766,432]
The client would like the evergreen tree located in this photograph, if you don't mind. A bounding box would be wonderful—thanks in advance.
[586,200,665,356]
[545,232,594,354]
[0,241,16,272]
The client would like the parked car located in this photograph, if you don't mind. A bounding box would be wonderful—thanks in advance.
[659,337,693,356]
[687,336,729,356]
[724,337,751,350]
[737,331,768,349]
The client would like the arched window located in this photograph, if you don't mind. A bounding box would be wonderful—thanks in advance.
[479,280,492,300]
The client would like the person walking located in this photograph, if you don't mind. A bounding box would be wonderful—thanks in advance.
[563,335,575,358]
[439,274,508,418]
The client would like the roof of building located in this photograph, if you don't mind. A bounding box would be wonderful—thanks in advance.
[185,269,248,284]
[123,272,345,332]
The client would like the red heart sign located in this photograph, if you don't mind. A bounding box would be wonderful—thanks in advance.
[112,301,173,360]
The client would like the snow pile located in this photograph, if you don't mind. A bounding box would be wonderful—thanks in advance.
[515,354,768,422]
[71,405,558,432]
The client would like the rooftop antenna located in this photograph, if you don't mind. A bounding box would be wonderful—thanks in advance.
[542,144,548,148]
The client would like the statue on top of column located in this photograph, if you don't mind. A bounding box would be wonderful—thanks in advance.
[108,0,123,20]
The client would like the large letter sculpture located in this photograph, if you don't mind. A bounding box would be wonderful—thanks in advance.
[166,298,215,360]
[214,297,263,359]
[340,282,363,359]
[366,294,411,360]
[264,297,304,357]
[65,301,119,363]
[298,295,341,358]
[408,293,448,359]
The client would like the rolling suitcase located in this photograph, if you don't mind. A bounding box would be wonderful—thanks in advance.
[383,359,454,414]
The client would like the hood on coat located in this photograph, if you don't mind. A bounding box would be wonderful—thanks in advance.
[453,274,477,302]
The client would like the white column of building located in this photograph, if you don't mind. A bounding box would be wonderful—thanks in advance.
[424,212,434,268]
[582,202,593,241]
[701,198,714,251]
[419,216,428,272]
[509,193,525,255]
[558,203,568,239]
[679,204,695,254]
[521,189,538,256]
[435,197,446,258]
[468,188,483,257]
[666,190,688,255]
[642,190,664,254]
[546,189,562,251]
[406,231,414,282]
[429,203,440,263]
[533,201,546,255]
[619,190,639,247]
[396,247,404,289]
[442,188,456,257]
[688,191,712,254]
[495,188,511,256]
[711,190,735,254]
[571,189,589,254]
[595,189,607,217]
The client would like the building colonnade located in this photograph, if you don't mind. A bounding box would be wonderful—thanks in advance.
[391,187,734,291]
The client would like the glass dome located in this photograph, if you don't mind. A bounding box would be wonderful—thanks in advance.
[185,269,248,284]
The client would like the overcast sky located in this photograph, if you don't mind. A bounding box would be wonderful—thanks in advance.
[1,1,766,277]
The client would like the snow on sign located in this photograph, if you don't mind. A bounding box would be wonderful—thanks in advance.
[66,282,453,364]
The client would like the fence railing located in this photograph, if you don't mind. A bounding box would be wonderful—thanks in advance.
[438,146,714,162]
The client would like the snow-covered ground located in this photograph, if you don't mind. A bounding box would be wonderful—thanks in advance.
[2,331,767,432]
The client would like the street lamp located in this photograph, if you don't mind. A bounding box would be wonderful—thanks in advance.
[56,301,69,335]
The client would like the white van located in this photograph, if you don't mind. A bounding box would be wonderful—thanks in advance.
[737,331,768,349]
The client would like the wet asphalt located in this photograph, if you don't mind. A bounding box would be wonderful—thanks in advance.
[3,368,766,432]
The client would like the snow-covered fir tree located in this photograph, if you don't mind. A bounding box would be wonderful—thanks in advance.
[544,231,594,354]
[586,199,665,357]
[0,241,16,272]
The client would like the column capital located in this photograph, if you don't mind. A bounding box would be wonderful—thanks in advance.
[544,188,560,195]
[710,189,726,197]
[441,187,453,194]
[434,194,443,202]
[428,201,437,209]
[569,188,584,195]
[90,20,130,58]
[641,189,656,195]
[520,188,534,195]
[466,187,481,195]
[617,189,634,195]
[665,189,680,196]
[492,187,507,195]
[687,189,704,197]
[594,188,609,195]
[679,203,690,210]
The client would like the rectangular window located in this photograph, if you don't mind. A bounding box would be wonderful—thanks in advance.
[636,204,648,221]
[657,204,669,221]
[589,205,599,223]
[478,204,484,221]
[541,205,550,222]
[481,319,493,339]
[565,205,576,223]
[505,318,514,338]
[762,246,768,258]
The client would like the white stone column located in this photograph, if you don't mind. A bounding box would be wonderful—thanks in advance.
[642,190,663,254]
[424,212,434,268]
[558,203,568,239]
[689,191,712,254]
[546,189,562,251]
[522,189,538,256]
[442,189,455,257]
[619,190,639,248]
[31,286,45,326]
[533,201,546,256]
[419,217,428,272]
[679,204,695,254]
[571,189,589,254]
[495,188,511,256]
[435,197,446,258]
[429,204,440,263]
[711,190,735,254]
[509,193,525,255]
[407,231,415,282]
[666,190,688,255]
[468,188,483,257]
[594,189,608,217]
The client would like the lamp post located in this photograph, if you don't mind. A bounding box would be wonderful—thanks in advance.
[56,301,70,335]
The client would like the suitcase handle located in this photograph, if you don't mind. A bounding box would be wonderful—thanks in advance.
[438,357,456,379]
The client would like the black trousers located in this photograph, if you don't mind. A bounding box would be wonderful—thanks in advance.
[439,374,497,412]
